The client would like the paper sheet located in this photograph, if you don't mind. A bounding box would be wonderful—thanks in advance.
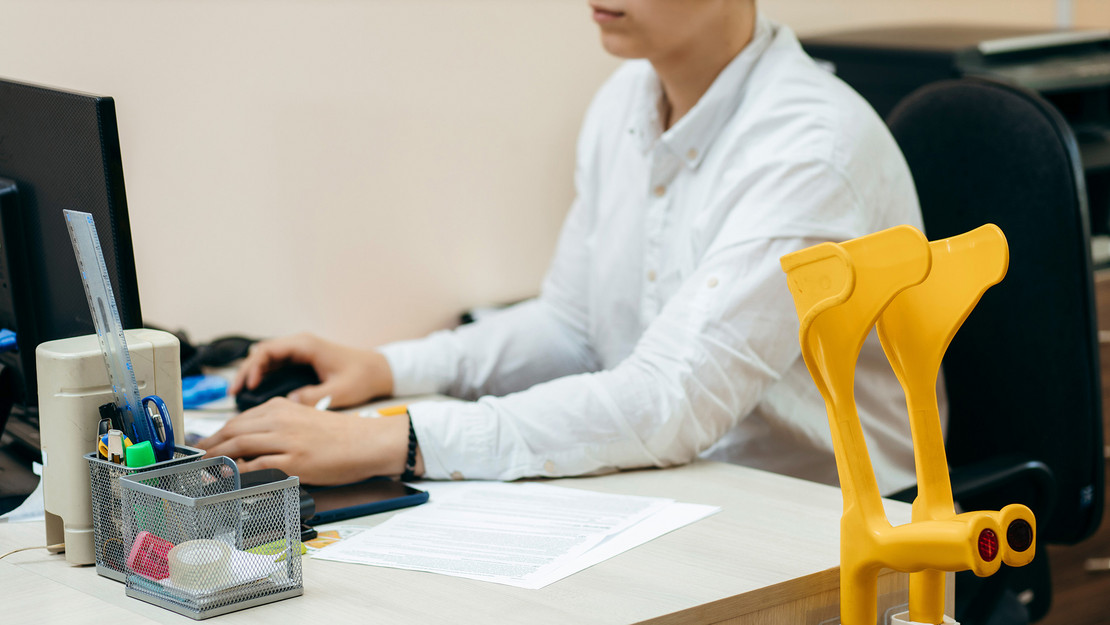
[303,525,371,552]
[311,482,718,589]
[545,501,718,582]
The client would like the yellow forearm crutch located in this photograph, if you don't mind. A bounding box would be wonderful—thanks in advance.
[877,225,1034,624]
[781,224,1035,625]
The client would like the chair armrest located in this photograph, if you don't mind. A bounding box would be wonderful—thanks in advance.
[886,456,1057,519]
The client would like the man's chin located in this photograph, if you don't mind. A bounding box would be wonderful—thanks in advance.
[598,34,645,60]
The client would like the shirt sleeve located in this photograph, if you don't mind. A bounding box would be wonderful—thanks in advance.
[410,156,873,481]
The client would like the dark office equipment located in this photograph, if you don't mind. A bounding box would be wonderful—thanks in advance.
[241,467,316,522]
[150,326,255,378]
[304,478,428,525]
[235,363,320,411]
[886,78,1103,624]
[240,468,319,542]
[802,25,1110,237]
[0,77,142,496]
[181,334,255,378]
[0,180,25,429]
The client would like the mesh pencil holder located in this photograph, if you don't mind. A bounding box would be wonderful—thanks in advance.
[118,456,303,619]
[86,445,205,582]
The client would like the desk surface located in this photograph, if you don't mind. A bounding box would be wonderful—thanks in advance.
[1,461,912,624]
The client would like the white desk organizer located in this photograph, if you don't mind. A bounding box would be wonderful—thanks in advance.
[36,328,183,566]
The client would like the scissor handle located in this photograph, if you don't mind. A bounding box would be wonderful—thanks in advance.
[141,395,175,462]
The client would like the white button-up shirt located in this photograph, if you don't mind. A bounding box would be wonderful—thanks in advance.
[381,16,930,495]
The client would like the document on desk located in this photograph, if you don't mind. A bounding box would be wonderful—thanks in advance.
[311,482,718,589]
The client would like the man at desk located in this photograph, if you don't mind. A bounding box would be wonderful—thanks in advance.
[201,0,927,494]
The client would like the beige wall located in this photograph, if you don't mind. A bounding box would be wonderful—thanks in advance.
[1,0,1106,347]
[767,0,1106,33]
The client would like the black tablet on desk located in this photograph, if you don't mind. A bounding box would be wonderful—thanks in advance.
[305,477,428,525]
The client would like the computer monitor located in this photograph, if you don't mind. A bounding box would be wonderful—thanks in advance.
[0,77,143,451]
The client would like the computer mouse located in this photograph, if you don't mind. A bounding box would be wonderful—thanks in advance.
[235,364,320,411]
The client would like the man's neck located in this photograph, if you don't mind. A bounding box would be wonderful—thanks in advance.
[653,13,756,131]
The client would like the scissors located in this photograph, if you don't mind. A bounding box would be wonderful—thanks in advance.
[137,395,175,462]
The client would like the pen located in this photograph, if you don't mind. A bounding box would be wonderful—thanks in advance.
[151,407,166,443]
[357,403,409,418]
[377,404,408,417]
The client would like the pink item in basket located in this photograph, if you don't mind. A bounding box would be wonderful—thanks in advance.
[127,531,174,580]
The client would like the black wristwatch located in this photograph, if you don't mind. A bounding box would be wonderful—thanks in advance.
[400,411,418,482]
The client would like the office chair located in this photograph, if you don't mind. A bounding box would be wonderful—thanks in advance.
[885,78,1105,623]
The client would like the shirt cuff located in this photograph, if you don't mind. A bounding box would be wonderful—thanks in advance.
[408,400,501,480]
[377,331,459,397]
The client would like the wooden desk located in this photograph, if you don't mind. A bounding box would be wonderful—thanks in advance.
[1,461,912,624]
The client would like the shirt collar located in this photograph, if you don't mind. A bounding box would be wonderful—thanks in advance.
[631,14,774,167]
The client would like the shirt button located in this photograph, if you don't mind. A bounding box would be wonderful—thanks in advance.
[652,185,666,197]
[686,148,698,160]
[543,460,556,473]
[450,471,465,481]
[707,277,719,288]
[647,270,657,282]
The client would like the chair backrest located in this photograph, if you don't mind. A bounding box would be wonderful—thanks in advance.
[886,78,1104,545]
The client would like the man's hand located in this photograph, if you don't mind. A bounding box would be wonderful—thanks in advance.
[197,398,422,485]
[231,333,394,409]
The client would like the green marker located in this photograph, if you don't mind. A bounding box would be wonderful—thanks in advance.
[126,441,160,532]
[125,440,157,468]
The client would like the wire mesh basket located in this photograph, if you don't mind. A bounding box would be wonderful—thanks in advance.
[118,456,303,619]
[86,446,205,582]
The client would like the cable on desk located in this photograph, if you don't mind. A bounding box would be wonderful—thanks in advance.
[0,542,64,560]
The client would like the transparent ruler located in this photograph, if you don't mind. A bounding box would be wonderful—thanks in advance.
[64,209,151,444]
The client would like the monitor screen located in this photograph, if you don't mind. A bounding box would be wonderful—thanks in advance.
[0,77,142,450]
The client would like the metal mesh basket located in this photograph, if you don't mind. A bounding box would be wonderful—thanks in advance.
[86,446,205,581]
[118,456,303,619]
